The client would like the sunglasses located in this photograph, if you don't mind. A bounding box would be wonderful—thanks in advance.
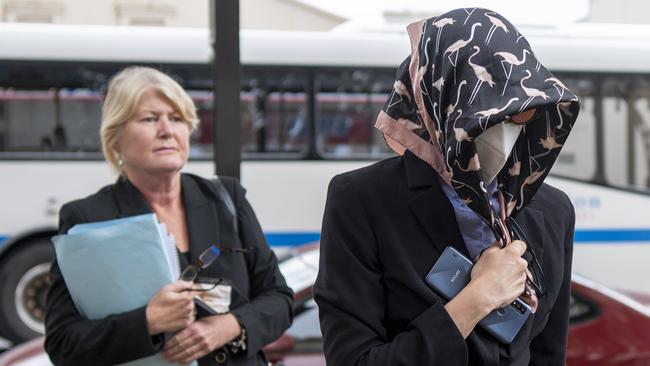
[180,245,221,282]
[192,277,225,293]
[180,245,254,291]
[506,217,547,298]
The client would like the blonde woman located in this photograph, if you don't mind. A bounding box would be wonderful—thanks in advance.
[45,67,292,366]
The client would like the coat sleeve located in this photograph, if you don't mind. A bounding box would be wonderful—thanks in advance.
[227,179,294,358]
[314,175,469,366]
[529,197,575,365]
[44,202,160,366]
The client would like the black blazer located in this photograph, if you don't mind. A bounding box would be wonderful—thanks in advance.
[314,151,575,366]
[45,174,293,366]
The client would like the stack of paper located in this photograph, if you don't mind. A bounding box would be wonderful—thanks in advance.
[52,213,195,366]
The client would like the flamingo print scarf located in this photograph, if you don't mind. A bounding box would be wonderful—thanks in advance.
[376,8,580,232]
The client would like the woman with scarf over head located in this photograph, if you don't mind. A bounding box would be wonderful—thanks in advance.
[314,8,579,366]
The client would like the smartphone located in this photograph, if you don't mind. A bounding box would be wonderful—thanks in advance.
[425,246,531,344]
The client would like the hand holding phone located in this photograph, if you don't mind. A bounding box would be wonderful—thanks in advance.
[471,242,529,309]
[425,246,531,344]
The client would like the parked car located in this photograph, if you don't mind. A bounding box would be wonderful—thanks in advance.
[566,275,650,365]
[275,245,650,366]
[1,243,649,366]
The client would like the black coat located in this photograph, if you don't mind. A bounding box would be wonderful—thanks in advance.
[45,173,293,366]
[314,150,575,365]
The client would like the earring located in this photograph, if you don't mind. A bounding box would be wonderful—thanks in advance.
[118,154,124,167]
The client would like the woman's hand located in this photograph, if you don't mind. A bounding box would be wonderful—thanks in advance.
[163,313,242,364]
[145,281,195,335]
[471,240,529,310]
[444,240,528,338]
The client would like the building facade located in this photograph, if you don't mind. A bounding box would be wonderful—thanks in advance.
[0,0,345,29]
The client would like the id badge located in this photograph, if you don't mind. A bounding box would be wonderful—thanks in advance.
[194,278,232,314]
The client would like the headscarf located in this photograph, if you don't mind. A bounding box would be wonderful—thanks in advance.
[376,8,580,236]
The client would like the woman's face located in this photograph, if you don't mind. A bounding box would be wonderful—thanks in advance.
[116,88,190,177]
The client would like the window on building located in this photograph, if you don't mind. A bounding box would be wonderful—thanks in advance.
[2,0,64,23]
[114,0,175,26]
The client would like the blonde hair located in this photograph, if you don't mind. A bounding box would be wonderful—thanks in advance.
[100,66,199,174]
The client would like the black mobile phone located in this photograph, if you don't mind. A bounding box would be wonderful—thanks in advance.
[425,246,532,344]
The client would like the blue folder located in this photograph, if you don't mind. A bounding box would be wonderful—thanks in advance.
[52,213,195,366]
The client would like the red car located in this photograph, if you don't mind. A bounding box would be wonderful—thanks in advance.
[1,244,649,366]
[567,275,650,365]
[275,245,650,366]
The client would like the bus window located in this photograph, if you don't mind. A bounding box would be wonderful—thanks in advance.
[186,90,214,159]
[241,71,309,158]
[549,75,596,181]
[315,69,395,159]
[0,89,57,154]
[602,75,650,191]
[0,88,104,156]
[603,95,628,187]
[633,97,650,189]
[58,89,102,153]
[182,71,310,160]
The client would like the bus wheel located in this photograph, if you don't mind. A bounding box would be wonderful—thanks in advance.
[0,239,53,344]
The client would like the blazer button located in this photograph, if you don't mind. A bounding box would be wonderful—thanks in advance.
[214,350,228,363]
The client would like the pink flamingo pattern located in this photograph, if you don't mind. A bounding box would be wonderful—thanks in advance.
[545,77,571,103]
[385,79,410,110]
[474,97,519,130]
[535,110,563,158]
[484,12,509,44]
[446,79,467,118]
[453,110,469,141]
[375,8,581,227]
[392,80,410,102]
[444,22,481,84]
[432,66,445,92]
[517,169,546,210]
[519,69,549,112]
[456,153,481,172]
[463,8,477,24]
[467,46,496,105]
[432,17,455,53]
[417,36,433,104]
[452,109,469,154]
[494,49,529,95]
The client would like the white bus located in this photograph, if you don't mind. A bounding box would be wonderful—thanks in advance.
[1,22,650,345]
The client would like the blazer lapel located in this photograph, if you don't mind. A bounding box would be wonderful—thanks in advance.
[112,177,152,217]
[403,151,469,258]
[112,175,222,269]
[404,151,501,361]
[181,174,221,265]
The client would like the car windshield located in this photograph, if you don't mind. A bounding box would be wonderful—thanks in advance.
[278,246,323,352]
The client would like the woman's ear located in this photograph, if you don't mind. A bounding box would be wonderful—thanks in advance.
[112,141,121,155]
[511,108,536,124]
